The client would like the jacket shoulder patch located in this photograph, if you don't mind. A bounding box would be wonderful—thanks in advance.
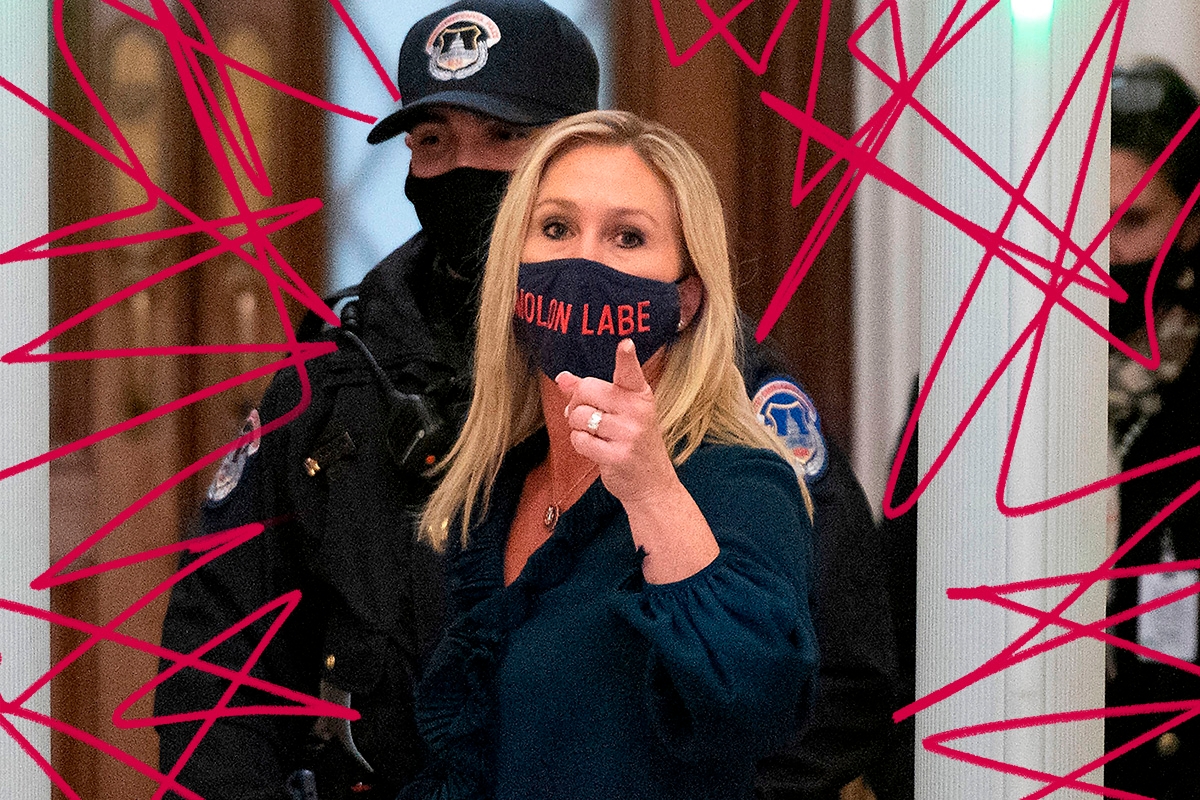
[206,409,262,504]
[752,379,828,481]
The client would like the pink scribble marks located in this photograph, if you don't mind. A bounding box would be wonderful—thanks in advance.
[654,0,1200,794]
[762,0,1197,516]
[0,1,397,797]
[648,0,802,75]
[327,0,401,103]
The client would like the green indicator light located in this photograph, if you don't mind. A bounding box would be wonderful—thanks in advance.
[1011,0,1054,23]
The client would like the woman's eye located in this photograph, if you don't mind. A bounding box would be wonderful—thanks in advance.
[616,229,645,248]
[542,221,568,239]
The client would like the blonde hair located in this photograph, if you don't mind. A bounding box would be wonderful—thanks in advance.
[420,110,809,549]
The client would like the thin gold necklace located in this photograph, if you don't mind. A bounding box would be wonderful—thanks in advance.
[544,461,600,530]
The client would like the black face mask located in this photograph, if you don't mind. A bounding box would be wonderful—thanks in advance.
[513,258,684,380]
[404,167,510,277]
[1110,246,1196,340]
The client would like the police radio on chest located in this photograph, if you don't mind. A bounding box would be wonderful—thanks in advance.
[338,301,456,477]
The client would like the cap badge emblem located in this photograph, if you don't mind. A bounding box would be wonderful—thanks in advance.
[426,11,502,81]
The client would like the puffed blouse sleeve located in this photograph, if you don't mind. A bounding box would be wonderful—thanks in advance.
[610,445,820,763]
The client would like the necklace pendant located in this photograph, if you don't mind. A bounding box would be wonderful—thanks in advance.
[543,504,560,529]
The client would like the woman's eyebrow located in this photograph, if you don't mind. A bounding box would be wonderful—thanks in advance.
[531,197,577,212]
[530,199,662,230]
[607,207,660,227]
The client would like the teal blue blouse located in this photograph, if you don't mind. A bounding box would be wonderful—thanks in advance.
[404,433,819,800]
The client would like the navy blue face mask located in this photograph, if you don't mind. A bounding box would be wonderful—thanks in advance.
[513,258,684,380]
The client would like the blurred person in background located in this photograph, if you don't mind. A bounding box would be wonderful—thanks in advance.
[1105,59,1200,799]
[869,62,1200,799]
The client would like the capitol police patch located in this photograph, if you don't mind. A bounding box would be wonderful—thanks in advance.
[426,11,502,81]
[753,379,828,481]
[206,409,261,504]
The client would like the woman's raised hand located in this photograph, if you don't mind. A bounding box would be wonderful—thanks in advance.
[555,339,678,505]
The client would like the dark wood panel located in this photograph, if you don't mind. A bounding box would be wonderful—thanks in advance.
[186,0,329,501]
[48,1,328,796]
[611,0,857,450]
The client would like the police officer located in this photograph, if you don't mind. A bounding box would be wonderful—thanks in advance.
[154,3,599,799]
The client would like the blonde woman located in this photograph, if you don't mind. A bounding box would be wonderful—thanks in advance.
[405,110,818,800]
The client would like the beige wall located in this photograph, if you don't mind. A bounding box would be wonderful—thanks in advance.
[1119,1,1200,87]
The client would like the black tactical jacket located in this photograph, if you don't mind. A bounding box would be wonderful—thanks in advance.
[744,334,899,800]
[156,233,457,800]
[1106,345,1200,800]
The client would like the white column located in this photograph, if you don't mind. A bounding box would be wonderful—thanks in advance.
[0,4,50,799]
[1117,0,1200,89]
[852,0,924,517]
[911,1,1107,797]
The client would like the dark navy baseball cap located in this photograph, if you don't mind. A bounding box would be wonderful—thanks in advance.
[367,0,600,145]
